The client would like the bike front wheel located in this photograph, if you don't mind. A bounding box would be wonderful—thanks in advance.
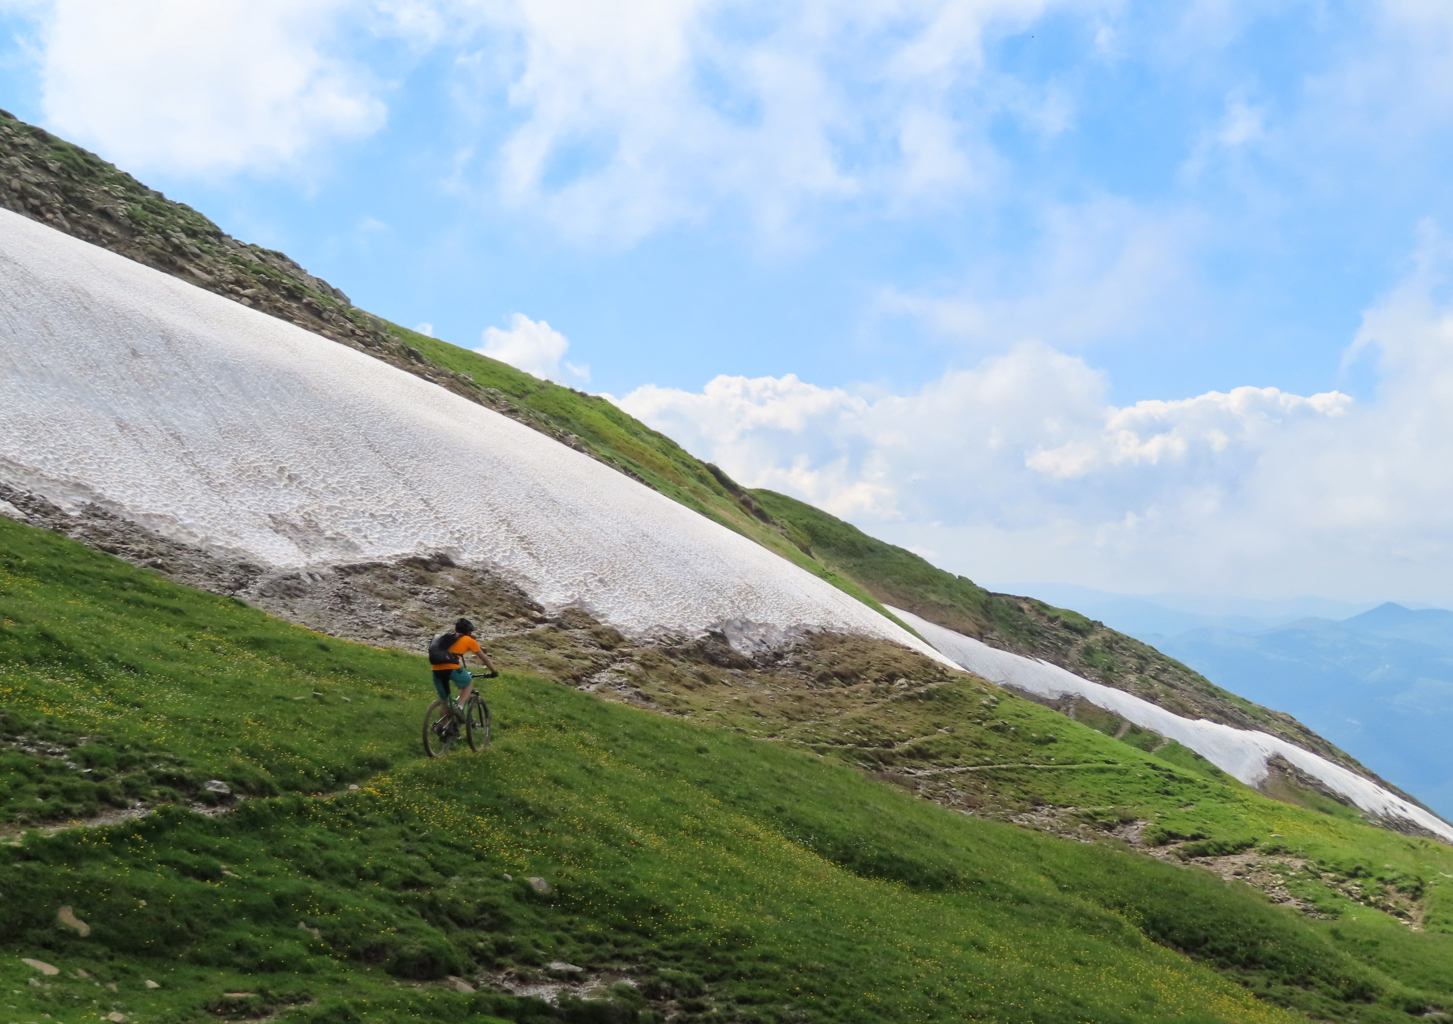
[422,699,461,758]
[465,697,491,751]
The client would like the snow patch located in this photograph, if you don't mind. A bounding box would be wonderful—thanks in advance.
[0,210,951,665]
[887,605,1453,843]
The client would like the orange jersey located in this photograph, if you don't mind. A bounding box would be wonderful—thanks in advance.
[430,634,483,670]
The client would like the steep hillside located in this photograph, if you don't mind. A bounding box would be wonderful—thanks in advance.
[5,515,1453,1024]
[0,108,1435,832]
[887,605,1453,843]
[750,490,1380,779]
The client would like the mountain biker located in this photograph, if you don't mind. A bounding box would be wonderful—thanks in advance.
[429,618,498,718]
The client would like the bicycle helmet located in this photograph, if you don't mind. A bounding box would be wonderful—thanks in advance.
[455,618,475,635]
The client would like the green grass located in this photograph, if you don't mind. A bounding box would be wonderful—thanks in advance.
[5,516,1453,1023]
[745,490,1371,767]
[607,626,1453,917]
[746,489,1011,638]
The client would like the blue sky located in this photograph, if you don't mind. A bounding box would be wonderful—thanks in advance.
[5,0,1453,604]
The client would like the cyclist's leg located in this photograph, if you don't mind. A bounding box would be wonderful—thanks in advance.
[450,668,473,716]
[431,669,452,702]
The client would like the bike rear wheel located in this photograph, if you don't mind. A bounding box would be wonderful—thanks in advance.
[422,699,461,758]
[465,697,491,751]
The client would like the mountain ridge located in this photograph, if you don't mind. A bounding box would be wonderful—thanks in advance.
[1342,602,1453,648]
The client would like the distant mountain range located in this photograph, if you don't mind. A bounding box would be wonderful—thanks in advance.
[1009,584,1453,820]
[999,581,1383,636]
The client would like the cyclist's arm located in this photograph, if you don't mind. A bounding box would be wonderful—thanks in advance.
[473,650,498,676]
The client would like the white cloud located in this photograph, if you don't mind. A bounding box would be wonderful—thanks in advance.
[621,342,1118,521]
[619,250,1453,602]
[414,322,434,337]
[9,0,1453,253]
[461,0,1092,244]
[3,0,1098,230]
[14,0,386,175]
[1026,386,1351,480]
[476,312,589,384]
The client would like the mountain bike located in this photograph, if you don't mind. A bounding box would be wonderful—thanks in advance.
[422,690,491,758]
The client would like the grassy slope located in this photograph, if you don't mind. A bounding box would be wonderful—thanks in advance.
[4,519,1453,1024]
[580,603,1453,934]
[747,489,1375,773]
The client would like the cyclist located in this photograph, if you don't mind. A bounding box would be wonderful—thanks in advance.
[429,618,498,719]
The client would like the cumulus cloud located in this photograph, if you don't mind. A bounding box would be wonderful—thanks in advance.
[621,342,1350,526]
[624,343,1114,520]
[620,255,1453,601]
[464,0,1085,244]
[9,0,1453,255]
[1025,386,1351,480]
[476,312,589,384]
[3,0,1092,230]
[13,0,386,175]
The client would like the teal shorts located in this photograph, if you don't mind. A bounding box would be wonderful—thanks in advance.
[431,667,472,701]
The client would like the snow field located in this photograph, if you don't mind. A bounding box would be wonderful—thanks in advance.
[0,210,953,663]
[887,605,1453,842]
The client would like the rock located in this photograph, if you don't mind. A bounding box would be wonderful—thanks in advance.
[75,969,91,979]
[203,780,231,795]
[144,979,160,989]
[445,976,475,993]
[528,876,552,894]
[27,977,39,987]
[106,982,118,992]
[297,921,321,939]
[547,961,583,973]
[21,957,59,975]
[57,905,91,936]
[107,1012,126,1021]
[347,784,359,790]
[222,992,255,998]
[0,498,28,520]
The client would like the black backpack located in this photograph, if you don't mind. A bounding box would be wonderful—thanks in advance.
[428,632,462,665]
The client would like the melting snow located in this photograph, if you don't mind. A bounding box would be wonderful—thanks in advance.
[0,210,950,663]
[886,605,1453,842]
